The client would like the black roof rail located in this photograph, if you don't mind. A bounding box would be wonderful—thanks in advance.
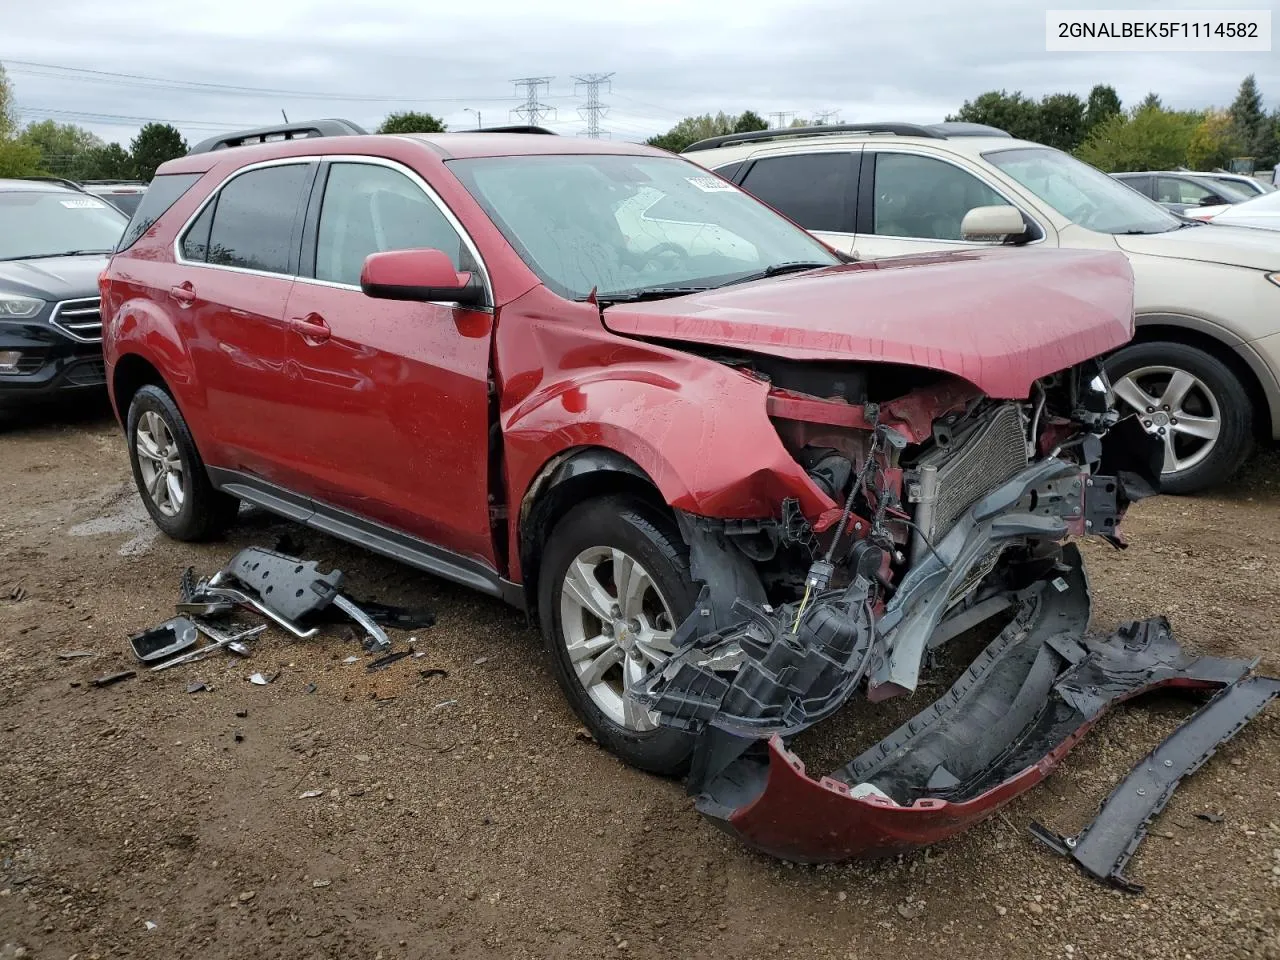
[16,175,89,192]
[463,125,557,135]
[681,121,1012,153]
[188,119,368,155]
[80,179,148,186]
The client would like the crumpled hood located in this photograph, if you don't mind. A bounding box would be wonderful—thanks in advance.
[0,255,109,301]
[603,247,1134,399]
[1114,222,1280,270]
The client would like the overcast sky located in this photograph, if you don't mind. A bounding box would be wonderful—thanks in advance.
[3,0,1277,146]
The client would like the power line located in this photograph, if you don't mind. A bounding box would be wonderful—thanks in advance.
[609,92,685,119]
[573,73,613,139]
[768,111,796,128]
[814,109,842,125]
[510,77,556,126]
[3,58,572,105]
[17,106,258,130]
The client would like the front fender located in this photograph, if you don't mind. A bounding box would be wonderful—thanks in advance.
[105,286,206,431]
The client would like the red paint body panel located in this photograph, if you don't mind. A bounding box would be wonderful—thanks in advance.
[603,248,1135,399]
[726,677,1222,861]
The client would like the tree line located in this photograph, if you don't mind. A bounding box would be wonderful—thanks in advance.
[644,75,1279,174]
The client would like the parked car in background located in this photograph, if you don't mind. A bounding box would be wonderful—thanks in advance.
[1112,171,1252,214]
[0,178,127,408]
[1197,171,1275,197]
[81,180,149,216]
[1186,189,1280,231]
[683,123,1280,493]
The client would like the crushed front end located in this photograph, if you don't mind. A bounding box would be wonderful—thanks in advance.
[635,359,1276,875]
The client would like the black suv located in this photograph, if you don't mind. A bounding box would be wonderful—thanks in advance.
[0,178,128,407]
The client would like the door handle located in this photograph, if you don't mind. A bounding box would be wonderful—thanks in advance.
[169,282,196,306]
[288,313,331,344]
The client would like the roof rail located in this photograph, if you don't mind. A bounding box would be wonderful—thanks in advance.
[188,119,368,155]
[464,125,557,135]
[17,175,89,193]
[681,121,1012,153]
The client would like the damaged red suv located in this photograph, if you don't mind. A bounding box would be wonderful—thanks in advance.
[101,124,1276,878]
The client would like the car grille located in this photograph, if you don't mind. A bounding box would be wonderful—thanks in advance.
[921,403,1028,542]
[51,297,103,342]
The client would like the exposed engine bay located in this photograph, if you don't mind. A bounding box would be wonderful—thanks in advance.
[630,356,1277,881]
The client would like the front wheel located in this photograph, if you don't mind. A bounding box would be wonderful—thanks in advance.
[538,495,698,776]
[1105,341,1253,494]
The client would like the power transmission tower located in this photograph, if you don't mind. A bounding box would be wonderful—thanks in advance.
[814,109,841,125]
[573,72,614,139]
[511,77,556,126]
[768,111,795,129]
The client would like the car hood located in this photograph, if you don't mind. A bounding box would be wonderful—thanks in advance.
[0,254,109,301]
[602,248,1134,399]
[1114,222,1280,270]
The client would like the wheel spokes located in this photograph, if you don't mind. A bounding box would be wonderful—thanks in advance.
[1172,413,1219,441]
[1160,369,1196,411]
[562,558,615,623]
[578,642,624,688]
[1112,376,1157,414]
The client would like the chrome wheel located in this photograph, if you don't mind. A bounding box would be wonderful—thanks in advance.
[1112,365,1221,474]
[135,410,185,517]
[559,546,679,732]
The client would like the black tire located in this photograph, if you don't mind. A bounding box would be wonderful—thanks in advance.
[538,494,698,776]
[1104,341,1253,495]
[126,384,240,541]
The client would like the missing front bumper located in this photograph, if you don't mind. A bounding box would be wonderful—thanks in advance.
[671,545,1275,872]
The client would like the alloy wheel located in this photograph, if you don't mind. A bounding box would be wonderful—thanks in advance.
[1112,365,1221,475]
[559,546,679,732]
[135,410,186,517]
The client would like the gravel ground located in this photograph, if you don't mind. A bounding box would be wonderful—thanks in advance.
[1,403,1278,960]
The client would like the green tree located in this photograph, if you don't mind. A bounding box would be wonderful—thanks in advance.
[647,112,736,152]
[0,139,42,177]
[947,90,1042,141]
[1138,92,1163,112]
[73,142,136,180]
[18,120,103,175]
[1075,104,1199,172]
[733,110,767,134]
[1186,109,1243,170]
[0,64,17,139]
[1037,92,1087,151]
[1084,84,1122,131]
[376,111,446,134]
[1227,74,1265,153]
[130,123,188,181]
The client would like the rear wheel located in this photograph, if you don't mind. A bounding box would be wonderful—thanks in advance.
[126,384,239,540]
[1105,341,1253,494]
[538,495,698,775]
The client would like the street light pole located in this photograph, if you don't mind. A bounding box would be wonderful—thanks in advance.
[465,108,482,130]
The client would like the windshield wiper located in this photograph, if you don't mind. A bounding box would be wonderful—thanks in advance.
[2,249,115,261]
[719,261,832,287]
[595,286,712,305]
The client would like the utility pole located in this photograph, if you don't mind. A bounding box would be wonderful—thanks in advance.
[768,111,795,129]
[814,109,841,125]
[573,72,614,139]
[465,107,482,130]
[511,77,556,126]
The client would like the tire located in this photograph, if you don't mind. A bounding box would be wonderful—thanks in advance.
[1105,341,1253,495]
[538,494,699,776]
[126,384,240,541]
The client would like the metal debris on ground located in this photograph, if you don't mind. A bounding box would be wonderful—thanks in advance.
[433,699,458,710]
[91,670,136,688]
[305,683,317,694]
[366,650,413,672]
[299,789,324,799]
[186,681,208,694]
[1194,812,1226,824]
[56,650,94,660]
[342,655,360,664]
[8,584,27,601]
[473,656,489,666]
[149,624,266,672]
[249,673,270,686]
[419,668,448,680]
[129,617,199,663]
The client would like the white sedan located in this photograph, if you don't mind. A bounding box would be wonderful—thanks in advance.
[1188,189,1280,231]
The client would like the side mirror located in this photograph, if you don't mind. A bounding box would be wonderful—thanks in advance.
[360,248,485,307]
[961,205,1028,242]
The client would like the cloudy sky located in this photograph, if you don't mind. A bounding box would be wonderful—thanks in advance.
[3,0,1277,147]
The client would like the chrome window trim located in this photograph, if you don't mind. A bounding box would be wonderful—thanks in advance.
[172,154,493,307]
[864,146,1048,247]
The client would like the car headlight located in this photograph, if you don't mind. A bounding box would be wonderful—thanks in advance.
[1267,272,1280,288]
[0,294,46,318]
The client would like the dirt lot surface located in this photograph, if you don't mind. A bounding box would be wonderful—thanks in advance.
[2,405,1278,960]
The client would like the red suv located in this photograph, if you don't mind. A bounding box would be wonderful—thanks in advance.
[104,123,1264,865]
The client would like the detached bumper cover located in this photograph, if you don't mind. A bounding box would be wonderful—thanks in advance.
[684,546,1275,866]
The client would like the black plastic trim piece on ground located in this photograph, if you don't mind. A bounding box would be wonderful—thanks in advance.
[1031,673,1280,893]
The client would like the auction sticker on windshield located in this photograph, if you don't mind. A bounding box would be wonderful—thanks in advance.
[1046,9,1270,51]
[59,198,108,209]
[686,177,738,192]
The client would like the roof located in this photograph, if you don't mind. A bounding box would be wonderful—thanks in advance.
[0,178,80,193]
[685,129,1039,169]
[682,121,1012,153]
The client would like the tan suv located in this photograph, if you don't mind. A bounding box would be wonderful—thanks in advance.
[685,122,1280,493]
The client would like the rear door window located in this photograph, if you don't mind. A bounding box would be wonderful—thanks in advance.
[198,164,312,274]
[738,153,855,232]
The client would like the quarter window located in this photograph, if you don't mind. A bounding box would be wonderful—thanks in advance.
[195,164,311,274]
[314,163,464,286]
[738,153,853,232]
[871,153,1004,240]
